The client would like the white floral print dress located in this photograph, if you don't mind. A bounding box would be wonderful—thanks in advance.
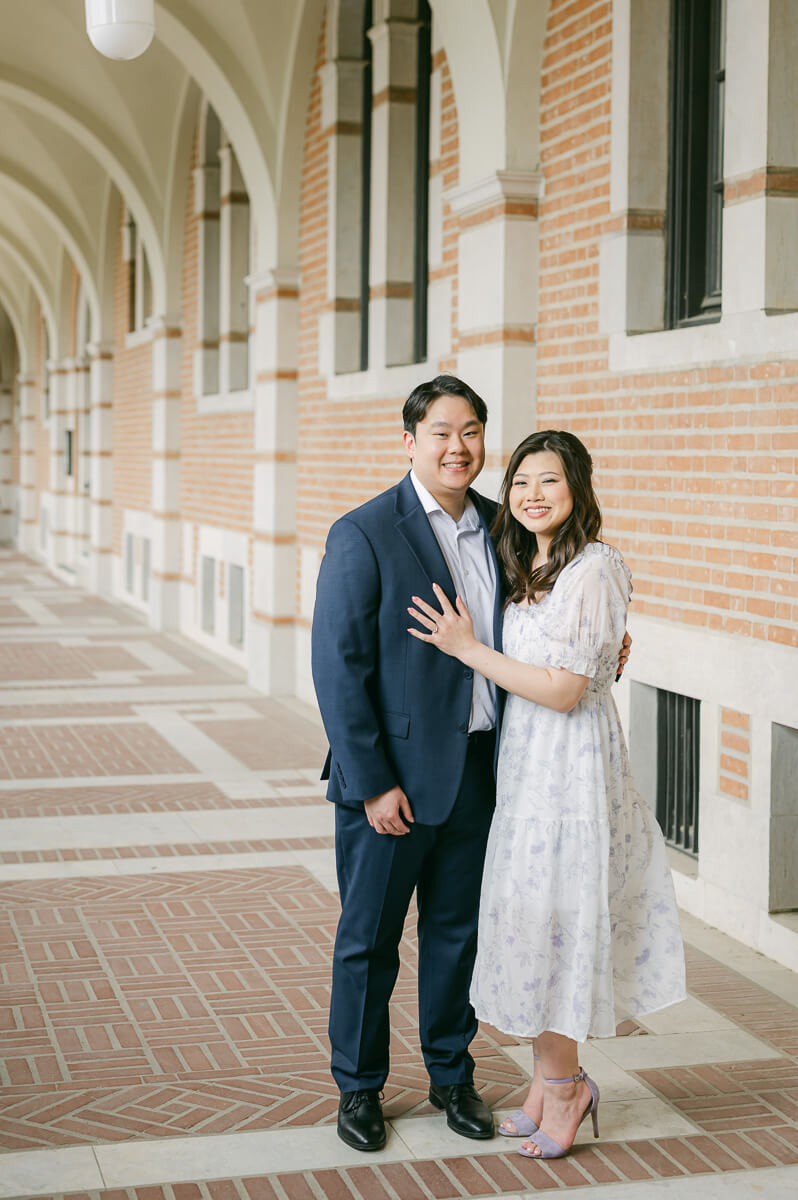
[470,542,686,1041]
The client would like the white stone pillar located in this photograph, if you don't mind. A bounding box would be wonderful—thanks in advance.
[0,382,12,541]
[148,314,182,629]
[218,143,250,393]
[75,357,91,574]
[599,0,670,335]
[193,158,221,396]
[248,267,299,695]
[319,55,368,374]
[724,0,798,314]
[368,6,420,366]
[87,343,113,593]
[46,358,71,570]
[447,171,541,499]
[17,375,38,554]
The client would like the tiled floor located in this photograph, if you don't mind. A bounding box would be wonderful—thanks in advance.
[1,549,797,1200]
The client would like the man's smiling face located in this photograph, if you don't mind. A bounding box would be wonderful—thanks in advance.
[403,393,486,518]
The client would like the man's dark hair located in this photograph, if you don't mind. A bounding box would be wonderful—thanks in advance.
[402,374,488,437]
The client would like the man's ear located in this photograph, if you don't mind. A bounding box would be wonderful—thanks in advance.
[402,430,415,460]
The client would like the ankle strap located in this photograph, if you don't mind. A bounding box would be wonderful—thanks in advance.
[543,1067,585,1085]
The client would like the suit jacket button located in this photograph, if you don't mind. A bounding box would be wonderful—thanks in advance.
[458,722,468,733]
[464,669,473,680]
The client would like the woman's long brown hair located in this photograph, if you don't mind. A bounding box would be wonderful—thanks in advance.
[491,430,602,604]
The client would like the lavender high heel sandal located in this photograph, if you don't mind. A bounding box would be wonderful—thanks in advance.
[518,1067,599,1159]
[499,1055,540,1137]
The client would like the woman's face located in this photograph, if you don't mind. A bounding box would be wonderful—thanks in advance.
[509,450,574,541]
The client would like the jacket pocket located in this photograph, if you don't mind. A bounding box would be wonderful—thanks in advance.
[383,710,410,739]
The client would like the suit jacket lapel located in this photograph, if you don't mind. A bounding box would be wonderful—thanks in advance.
[394,473,457,600]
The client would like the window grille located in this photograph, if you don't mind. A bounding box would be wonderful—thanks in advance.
[228,563,245,645]
[656,688,700,855]
[201,555,216,633]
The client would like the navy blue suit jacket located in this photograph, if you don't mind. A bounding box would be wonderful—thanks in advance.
[311,472,504,826]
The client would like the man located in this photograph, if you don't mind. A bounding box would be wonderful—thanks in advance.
[312,375,500,1150]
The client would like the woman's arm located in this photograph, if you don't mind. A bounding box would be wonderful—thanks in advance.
[408,585,590,714]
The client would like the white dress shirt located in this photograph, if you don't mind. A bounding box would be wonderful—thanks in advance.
[410,471,497,731]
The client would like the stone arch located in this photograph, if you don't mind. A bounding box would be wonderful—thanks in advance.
[154,3,278,269]
[0,75,166,316]
[0,294,26,378]
[0,235,57,354]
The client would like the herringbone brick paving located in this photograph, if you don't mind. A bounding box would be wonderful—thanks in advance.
[2,552,797,1198]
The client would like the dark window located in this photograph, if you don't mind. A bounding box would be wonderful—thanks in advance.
[65,429,73,477]
[656,689,700,855]
[413,0,432,363]
[666,0,726,327]
[127,216,137,334]
[359,0,373,373]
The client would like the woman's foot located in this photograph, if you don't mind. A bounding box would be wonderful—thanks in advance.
[498,1073,544,1136]
[519,1070,596,1157]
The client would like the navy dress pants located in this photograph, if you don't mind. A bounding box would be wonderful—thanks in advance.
[328,731,496,1093]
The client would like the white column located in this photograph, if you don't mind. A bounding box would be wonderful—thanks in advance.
[447,171,541,499]
[0,382,12,541]
[319,56,368,374]
[218,143,250,393]
[248,267,298,695]
[46,358,71,570]
[599,0,669,335]
[368,8,420,366]
[86,343,114,593]
[17,375,38,554]
[724,0,798,314]
[75,357,91,573]
[193,159,220,396]
[148,314,182,629]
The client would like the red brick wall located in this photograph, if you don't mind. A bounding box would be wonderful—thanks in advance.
[535,0,798,649]
[296,22,462,553]
[180,128,254,538]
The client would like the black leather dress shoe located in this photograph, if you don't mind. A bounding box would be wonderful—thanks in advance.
[428,1082,494,1139]
[337,1089,386,1151]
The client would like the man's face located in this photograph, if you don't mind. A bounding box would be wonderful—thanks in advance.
[403,393,486,510]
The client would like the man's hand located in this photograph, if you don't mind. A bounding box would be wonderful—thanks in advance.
[616,630,632,679]
[364,786,414,835]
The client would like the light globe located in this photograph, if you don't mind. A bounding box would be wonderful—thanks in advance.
[85,0,155,61]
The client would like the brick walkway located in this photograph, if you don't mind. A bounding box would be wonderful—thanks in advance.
[1,549,797,1199]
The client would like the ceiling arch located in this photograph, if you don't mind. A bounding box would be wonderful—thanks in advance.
[0,235,57,354]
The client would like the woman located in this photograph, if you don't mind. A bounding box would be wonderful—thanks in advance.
[408,430,686,1160]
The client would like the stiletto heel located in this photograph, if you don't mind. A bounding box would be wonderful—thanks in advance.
[499,1055,540,1137]
[518,1067,600,1160]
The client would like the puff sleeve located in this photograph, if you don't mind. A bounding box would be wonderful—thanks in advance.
[536,545,632,678]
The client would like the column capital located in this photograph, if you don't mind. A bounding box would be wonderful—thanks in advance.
[16,374,35,387]
[146,313,183,338]
[86,342,115,362]
[445,170,543,220]
[246,267,301,300]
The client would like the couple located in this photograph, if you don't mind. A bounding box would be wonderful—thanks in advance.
[311,375,685,1160]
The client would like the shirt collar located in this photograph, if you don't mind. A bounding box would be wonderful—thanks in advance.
[410,470,479,530]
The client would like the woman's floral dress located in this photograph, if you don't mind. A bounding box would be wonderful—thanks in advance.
[470,543,686,1041]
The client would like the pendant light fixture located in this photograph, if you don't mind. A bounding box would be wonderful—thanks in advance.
[85,0,155,61]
